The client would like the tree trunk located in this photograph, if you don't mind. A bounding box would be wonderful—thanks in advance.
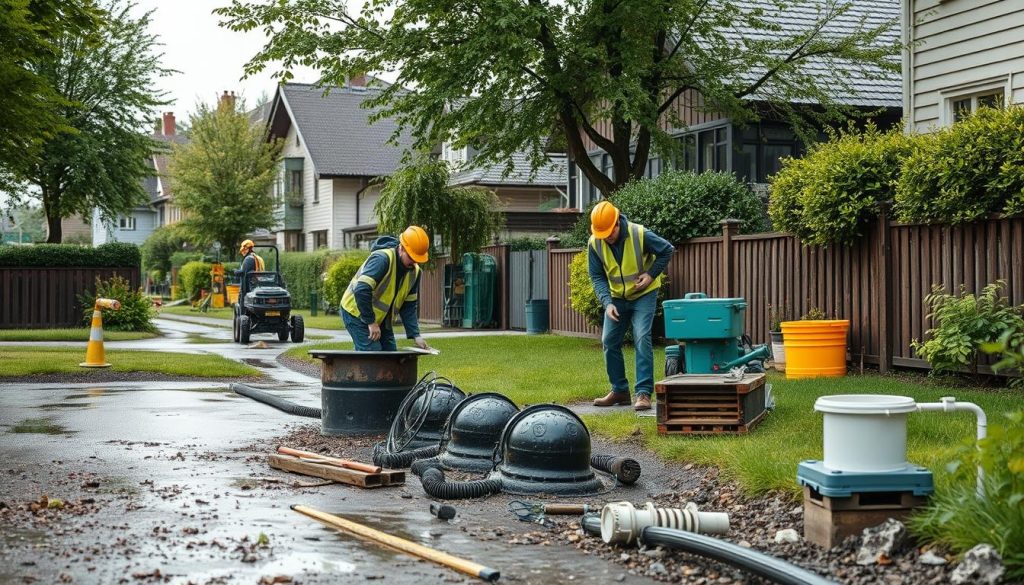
[43,195,63,243]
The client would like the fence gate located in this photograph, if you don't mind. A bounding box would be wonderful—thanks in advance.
[508,250,548,330]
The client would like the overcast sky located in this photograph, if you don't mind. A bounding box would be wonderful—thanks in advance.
[132,0,319,120]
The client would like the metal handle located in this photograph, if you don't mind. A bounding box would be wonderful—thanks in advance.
[684,292,707,299]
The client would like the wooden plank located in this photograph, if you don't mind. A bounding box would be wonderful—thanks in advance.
[268,454,404,488]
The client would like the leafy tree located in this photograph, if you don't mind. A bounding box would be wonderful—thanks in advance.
[218,0,899,198]
[169,99,282,258]
[374,156,504,260]
[0,0,101,191]
[13,0,170,242]
[140,225,189,280]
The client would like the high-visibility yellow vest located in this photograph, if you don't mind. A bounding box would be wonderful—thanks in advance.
[341,248,420,324]
[253,254,265,272]
[589,221,663,301]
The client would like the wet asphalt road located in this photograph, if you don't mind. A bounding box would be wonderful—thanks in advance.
[0,320,656,585]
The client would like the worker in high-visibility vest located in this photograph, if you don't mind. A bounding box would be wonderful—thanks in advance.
[588,201,674,411]
[341,226,433,352]
[235,239,265,309]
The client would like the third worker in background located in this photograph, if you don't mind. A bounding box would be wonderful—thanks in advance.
[341,226,433,352]
[588,201,674,411]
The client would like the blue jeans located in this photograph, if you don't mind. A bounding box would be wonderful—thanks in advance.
[602,291,657,397]
[342,310,397,351]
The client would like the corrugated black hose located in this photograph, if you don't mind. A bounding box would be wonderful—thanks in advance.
[591,454,642,484]
[420,467,502,500]
[372,442,440,468]
[410,457,443,477]
[231,383,322,419]
[580,515,834,585]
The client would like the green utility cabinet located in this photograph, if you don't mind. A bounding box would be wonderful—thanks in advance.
[461,253,497,328]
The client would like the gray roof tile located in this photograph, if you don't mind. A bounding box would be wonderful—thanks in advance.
[449,152,567,187]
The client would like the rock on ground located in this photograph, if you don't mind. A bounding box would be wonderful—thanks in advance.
[856,519,908,566]
[951,544,1005,585]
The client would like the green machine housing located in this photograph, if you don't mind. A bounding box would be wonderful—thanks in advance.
[663,292,771,374]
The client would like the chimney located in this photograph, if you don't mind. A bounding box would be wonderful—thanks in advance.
[162,112,176,136]
[218,90,237,112]
[349,73,366,88]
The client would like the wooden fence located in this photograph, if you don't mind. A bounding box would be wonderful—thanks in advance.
[546,211,1024,372]
[0,266,141,329]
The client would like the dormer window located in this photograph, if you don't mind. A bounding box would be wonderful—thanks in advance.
[442,143,467,166]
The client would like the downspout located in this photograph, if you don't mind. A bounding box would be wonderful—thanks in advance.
[354,178,371,248]
[916,396,987,498]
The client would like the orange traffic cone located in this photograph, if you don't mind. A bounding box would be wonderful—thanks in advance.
[80,298,121,368]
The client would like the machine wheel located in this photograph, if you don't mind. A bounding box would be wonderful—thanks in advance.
[278,324,289,342]
[238,315,251,344]
[232,314,240,342]
[290,315,305,343]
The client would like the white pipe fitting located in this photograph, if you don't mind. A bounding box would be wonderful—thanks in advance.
[600,501,730,545]
[916,396,988,498]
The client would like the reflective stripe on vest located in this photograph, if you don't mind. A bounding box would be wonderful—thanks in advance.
[589,222,662,301]
[341,248,421,323]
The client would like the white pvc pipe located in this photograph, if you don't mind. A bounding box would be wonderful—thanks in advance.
[600,501,730,545]
[916,396,987,498]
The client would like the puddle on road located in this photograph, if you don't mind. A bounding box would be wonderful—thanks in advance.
[8,417,74,435]
[2,526,49,548]
[38,402,93,410]
[242,359,275,369]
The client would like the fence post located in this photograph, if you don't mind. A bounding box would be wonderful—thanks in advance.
[876,203,893,374]
[545,237,560,329]
[720,219,742,297]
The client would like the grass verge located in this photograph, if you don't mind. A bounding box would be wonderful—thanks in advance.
[160,305,443,333]
[0,347,258,378]
[0,329,158,342]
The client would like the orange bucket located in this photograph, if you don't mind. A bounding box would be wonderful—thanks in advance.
[780,320,850,379]
[226,284,240,306]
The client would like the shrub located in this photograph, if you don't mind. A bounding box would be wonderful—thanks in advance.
[170,251,203,268]
[279,250,339,309]
[140,226,188,280]
[0,242,140,267]
[910,410,1024,578]
[769,125,913,245]
[562,171,768,248]
[178,261,213,300]
[897,105,1024,223]
[79,275,155,332]
[504,237,548,251]
[322,251,372,308]
[911,281,1024,375]
[567,250,667,336]
[982,330,1024,389]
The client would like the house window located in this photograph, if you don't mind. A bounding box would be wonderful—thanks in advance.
[442,143,466,166]
[951,89,1004,123]
[672,134,697,171]
[601,154,613,180]
[312,230,328,249]
[119,216,136,231]
[289,170,302,194]
[698,127,729,172]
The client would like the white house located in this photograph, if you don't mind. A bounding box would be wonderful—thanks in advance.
[902,0,1024,133]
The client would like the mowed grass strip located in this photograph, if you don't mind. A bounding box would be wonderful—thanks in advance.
[160,305,445,333]
[287,334,660,406]
[0,347,258,378]
[0,329,158,342]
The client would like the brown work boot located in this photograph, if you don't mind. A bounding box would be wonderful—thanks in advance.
[593,391,631,407]
[634,395,652,411]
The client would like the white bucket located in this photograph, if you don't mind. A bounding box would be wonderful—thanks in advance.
[814,394,917,472]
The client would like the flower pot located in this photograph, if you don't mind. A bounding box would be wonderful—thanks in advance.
[769,330,786,372]
[780,320,850,379]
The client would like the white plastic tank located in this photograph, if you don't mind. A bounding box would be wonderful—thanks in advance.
[814,394,917,472]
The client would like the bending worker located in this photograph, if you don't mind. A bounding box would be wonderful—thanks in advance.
[589,201,674,411]
[235,239,265,309]
[341,226,433,352]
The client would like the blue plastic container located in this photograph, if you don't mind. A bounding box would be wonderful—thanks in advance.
[663,292,747,340]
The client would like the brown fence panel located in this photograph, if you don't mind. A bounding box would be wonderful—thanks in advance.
[481,244,510,330]
[0,266,140,329]
[418,256,448,323]
[547,248,600,337]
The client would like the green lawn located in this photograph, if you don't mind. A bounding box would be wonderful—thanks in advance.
[0,329,158,342]
[162,305,442,333]
[291,335,1019,499]
[0,346,259,378]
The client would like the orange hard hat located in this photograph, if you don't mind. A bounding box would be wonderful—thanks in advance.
[400,226,430,263]
[239,239,255,254]
[590,201,620,239]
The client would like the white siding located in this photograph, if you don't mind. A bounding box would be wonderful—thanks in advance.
[905,0,1024,133]
[278,122,330,251]
[331,178,362,248]
[359,185,382,226]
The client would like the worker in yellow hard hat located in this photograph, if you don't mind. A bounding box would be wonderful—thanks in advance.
[341,226,433,352]
[234,239,265,309]
[588,201,674,411]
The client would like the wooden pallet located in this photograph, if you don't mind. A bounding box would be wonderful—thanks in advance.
[802,485,929,548]
[655,373,767,435]
[268,454,405,488]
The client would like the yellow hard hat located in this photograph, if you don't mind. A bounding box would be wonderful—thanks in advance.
[239,239,255,254]
[399,226,430,264]
[590,201,620,239]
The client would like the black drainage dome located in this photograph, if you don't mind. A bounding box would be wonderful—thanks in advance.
[402,382,466,450]
[489,404,604,496]
[437,393,519,473]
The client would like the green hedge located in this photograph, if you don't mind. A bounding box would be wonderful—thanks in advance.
[0,242,140,268]
[322,252,372,307]
[279,250,340,309]
[179,261,212,300]
[561,171,768,247]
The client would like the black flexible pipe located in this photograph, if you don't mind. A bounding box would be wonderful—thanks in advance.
[580,516,834,585]
[231,383,322,418]
[411,456,443,477]
[420,468,502,500]
[372,443,440,468]
[591,454,642,485]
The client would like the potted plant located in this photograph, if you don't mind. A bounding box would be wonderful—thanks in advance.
[768,304,788,372]
[780,305,850,379]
